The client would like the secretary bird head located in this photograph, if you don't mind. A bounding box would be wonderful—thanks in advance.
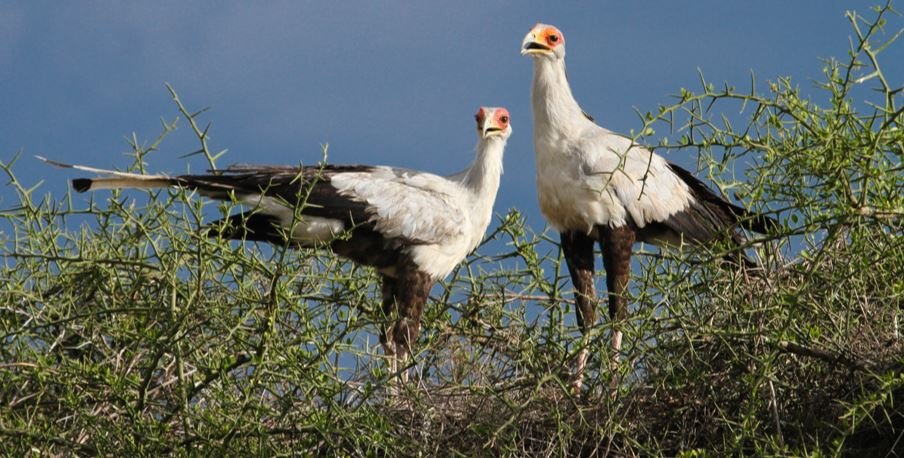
[521,24,566,60]
[476,107,513,139]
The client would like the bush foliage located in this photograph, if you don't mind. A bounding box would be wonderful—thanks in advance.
[1,4,902,456]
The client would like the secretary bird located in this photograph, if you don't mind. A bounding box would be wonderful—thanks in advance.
[41,106,512,383]
[521,24,776,390]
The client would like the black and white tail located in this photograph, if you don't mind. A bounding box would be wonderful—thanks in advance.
[39,157,181,192]
[667,162,778,236]
[660,162,777,268]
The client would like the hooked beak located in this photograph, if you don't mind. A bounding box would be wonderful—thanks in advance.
[521,31,551,56]
[481,121,504,138]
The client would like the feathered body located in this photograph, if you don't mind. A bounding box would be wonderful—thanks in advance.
[530,45,770,245]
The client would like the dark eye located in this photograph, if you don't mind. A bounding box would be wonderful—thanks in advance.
[500,116,509,124]
[549,34,559,43]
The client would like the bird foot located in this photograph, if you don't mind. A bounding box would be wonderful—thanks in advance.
[569,347,590,395]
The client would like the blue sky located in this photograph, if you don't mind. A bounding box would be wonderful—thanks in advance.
[3,1,901,234]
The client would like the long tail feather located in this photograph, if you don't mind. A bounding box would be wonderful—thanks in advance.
[38,156,179,192]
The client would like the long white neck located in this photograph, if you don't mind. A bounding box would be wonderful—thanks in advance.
[456,136,506,246]
[531,57,589,136]
[460,136,505,199]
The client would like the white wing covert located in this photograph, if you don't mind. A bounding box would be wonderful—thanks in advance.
[579,129,694,228]
[330,167,468,245]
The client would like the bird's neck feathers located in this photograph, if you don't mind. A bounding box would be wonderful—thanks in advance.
[458,136,505,252]
[531,57,588,131]
[461,136,505,196]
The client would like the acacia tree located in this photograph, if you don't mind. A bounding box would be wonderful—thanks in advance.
[1,3,901,456]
